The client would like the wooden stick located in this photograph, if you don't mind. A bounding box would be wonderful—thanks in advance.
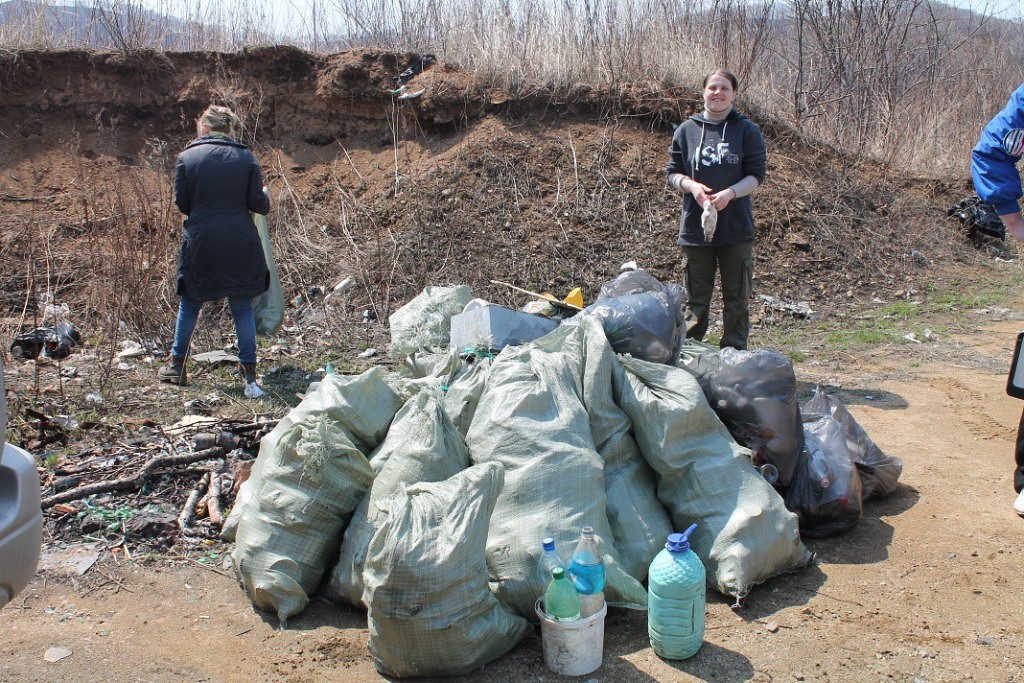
[179,472,211,533]
[489,280,583,310]
[206,470,224,526]
[41,447,226,509]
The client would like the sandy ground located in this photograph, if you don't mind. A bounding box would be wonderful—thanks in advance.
[3,312,1024,683]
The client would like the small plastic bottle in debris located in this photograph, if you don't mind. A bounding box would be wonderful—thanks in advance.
[648,524,706,660]
[808,447,832,488]
[759,462,780,485]
[544,567,580,621]
[569,526,606,618]
[537,536,568,608]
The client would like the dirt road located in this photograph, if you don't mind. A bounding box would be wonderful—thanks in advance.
[3,312,1023,683]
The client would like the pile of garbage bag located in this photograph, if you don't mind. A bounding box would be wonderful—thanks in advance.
[225,317,814,675]
[223,271,901,676]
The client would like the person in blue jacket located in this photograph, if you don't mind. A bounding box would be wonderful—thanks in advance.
[667,69,767,350]
[971,83,1024,517]
[158,104,270,398]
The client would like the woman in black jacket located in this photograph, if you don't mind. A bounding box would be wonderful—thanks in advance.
[158,104,270,398]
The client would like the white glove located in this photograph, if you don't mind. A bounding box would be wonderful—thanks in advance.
[701,200,718,242]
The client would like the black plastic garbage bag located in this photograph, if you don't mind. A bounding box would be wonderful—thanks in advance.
[948,195,1006,243]
[10,321,80,360]
[802,387,903,500]
[704,348,804,487]
[584,269,685,364]
[599,269,676,300]
[583,290,683,364]
[784,414,865,538]
[392,54,436,85]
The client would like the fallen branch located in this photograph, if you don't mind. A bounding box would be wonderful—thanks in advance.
[41,447,226,509]
[179,472,211,533]
[206,469,224,526]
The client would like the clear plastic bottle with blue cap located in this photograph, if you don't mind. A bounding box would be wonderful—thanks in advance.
[569,526,606,618]
[647,524,706,659]
[537,536,568,608]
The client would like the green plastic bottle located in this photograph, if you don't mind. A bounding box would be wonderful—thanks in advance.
[544,567,581,621]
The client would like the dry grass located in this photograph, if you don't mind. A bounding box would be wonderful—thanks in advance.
[3,0,1022,171]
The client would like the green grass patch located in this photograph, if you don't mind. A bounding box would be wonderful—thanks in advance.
[924,275,1021,313]
[879,300,920,320]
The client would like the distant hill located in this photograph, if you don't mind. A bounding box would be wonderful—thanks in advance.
[0,0,210,50]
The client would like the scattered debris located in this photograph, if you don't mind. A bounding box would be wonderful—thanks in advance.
[116,340,146,358]
[189,350,239,367]
[44,646,73,663]
[757,294,819,321]
[391,54,436,85]
[35,419,276,555]
[38,542,102,576]
[10,321,81,360]
[398,88,425,100]
[41,447,230,509]
[948,195,1005,244]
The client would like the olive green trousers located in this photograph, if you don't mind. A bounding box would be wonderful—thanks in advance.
[681,241,754,350]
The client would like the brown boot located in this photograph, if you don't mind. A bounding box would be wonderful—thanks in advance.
[239,363,265,398]
[158,355,187,386]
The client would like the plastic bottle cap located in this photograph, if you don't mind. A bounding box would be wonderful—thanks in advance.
[666,523,698,552]
[542,537,555,551]
[551,567,565,580]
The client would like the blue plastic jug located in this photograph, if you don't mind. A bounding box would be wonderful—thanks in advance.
[647,524,706,659]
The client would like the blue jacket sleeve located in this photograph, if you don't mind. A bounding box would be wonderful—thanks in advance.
[971,84,1024,215]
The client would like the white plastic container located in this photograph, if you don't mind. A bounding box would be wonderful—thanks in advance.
[535,598,607,676]
[449,302,558,350]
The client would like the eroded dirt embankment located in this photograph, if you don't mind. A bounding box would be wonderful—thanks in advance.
[0,46,978,331]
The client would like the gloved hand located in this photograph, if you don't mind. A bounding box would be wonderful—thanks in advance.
[701,199,718,242]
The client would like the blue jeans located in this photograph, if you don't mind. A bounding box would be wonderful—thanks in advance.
[171,296,257,365]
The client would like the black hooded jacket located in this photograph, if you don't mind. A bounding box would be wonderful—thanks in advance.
[173,134,271,301]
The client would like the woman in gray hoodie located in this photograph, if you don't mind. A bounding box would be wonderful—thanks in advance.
[666,70,767,350]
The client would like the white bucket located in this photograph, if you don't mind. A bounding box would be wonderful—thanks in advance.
[535,598,607,676]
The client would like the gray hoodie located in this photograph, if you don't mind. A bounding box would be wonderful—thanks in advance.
[666,109,767,246]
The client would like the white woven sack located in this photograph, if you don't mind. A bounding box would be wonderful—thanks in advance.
[388,284,472,356]
[402,347,494,437]
[566,316,672,581]
[613,355,813,601]
[326,388,469,608]
[228,367,404,624]
[468,322,649,619]
[364,461,530,677]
